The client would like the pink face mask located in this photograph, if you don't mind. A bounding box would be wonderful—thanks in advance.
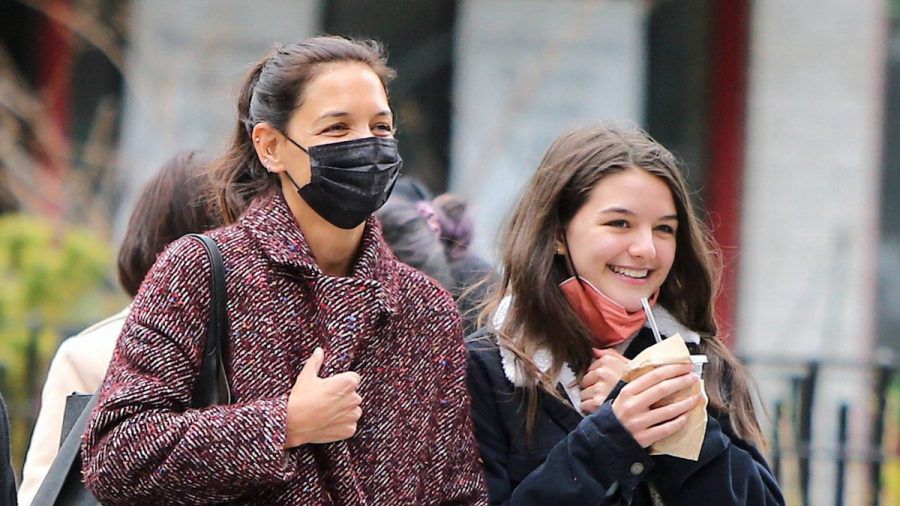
[559,276,659,348]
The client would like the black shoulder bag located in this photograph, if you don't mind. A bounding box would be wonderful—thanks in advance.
[32,234,232,506]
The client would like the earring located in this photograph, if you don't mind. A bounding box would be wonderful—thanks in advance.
[555,246,563,255]
[254,137,260,143]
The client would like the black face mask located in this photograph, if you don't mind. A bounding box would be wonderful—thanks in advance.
[282,135,403,229]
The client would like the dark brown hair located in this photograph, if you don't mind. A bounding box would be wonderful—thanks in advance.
[210,35,396,224]
[481,124,765,447]
[117,151,217,297]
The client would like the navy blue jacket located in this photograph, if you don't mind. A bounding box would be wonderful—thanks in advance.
[0,391,17,506]
[466,327,784,505]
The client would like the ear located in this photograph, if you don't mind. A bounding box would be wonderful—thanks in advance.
[554,229,568,255]
[251,123,287,173]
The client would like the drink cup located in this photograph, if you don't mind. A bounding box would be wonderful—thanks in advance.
[690,355,708,378]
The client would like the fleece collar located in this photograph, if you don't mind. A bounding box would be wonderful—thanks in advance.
[493,297,701,412]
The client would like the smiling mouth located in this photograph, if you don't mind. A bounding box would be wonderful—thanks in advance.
[609,265,650,279]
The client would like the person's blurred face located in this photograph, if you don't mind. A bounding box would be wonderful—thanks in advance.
[560,168,677,312]
[277,62,394,186]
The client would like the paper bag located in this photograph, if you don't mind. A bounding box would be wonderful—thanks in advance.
[621,334,707,461]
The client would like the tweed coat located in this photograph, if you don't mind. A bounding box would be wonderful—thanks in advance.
[81,190,488,505]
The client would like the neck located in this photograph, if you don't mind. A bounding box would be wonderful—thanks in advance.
[280,182,364,277]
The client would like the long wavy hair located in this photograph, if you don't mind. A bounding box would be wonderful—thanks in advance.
[480,124,765,447]
[210,35,396,224]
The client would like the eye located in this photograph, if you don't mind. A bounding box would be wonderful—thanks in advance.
[655,224,677,234]
[372,122,394,135]
[321,123,349,134]
[604,219,629,229]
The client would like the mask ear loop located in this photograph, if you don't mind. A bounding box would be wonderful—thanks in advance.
[281,131,309,154]
[559,232,588,291]
[277,130,310,192]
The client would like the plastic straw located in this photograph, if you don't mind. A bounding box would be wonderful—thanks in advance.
[641,297,662,343]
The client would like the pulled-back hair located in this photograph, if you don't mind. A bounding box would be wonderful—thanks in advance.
[481,124,765,447]
[117,151,217,297]
[210,35,396,224]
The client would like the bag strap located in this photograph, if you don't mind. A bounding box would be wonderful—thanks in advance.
[188,233,232,407]
[31,393,98,503]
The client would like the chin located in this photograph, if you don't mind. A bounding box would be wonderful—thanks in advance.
[623,303,643,313]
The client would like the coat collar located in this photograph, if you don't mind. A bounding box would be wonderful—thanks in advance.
[240,191,400,315]
[493,296,702,413]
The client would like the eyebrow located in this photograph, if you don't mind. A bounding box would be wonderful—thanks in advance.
[598,207,678,221]
[314,109,393,122]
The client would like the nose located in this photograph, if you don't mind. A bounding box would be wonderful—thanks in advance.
[628,229,657,259]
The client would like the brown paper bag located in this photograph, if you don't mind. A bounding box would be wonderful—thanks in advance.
[621,334,707,461]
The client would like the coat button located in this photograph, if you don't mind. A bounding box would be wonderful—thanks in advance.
[630,462,644,475]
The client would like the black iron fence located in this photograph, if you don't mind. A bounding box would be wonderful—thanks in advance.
[745,355,899,506]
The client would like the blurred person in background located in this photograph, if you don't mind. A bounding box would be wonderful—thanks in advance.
[375,198,455,290]
[81,35,486,504]
[1,392,16,506]
[467,125,783,505]
[376,180,493,335]
[16,150,216,506]
[433,193,496,335]
[391,175,434,203]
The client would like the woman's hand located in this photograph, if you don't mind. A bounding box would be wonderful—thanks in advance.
[611,363,702,448]
[579,348,629,414]
[284,347,363,448]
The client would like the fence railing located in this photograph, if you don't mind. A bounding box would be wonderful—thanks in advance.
[744,355,899,506]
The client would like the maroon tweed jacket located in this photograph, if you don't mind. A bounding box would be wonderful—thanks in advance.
[81,191,487,505]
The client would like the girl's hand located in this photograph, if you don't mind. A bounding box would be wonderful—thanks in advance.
[579,348,629,414]
[284,347,363,448]
[610,363,702,448]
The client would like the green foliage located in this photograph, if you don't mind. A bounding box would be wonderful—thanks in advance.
[884,378,900,505]
[0,214,121,470]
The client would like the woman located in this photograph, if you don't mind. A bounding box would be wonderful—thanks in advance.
[16,150,215,506]
[81,36,486,505]
[467,125,783,504]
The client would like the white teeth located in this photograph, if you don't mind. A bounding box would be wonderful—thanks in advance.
[610,265,649,279]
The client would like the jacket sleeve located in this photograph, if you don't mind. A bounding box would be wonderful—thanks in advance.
[0,393,16,506]
[424,294,489,505]
[648,413,785,505]
[604,380,785,505]
[81,238,296,505]
[467,346,654,505]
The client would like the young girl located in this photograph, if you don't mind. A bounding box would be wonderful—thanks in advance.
[82,36,486,504]
[467,125,783,505]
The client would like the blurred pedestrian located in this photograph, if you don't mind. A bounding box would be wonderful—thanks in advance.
[391,175,434,203]
[81,35,486,505]
[467,124,783,504]
[16,150,216,506]
[1,391,16,506]
[433,193,496,335]
[376,198,455,290]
